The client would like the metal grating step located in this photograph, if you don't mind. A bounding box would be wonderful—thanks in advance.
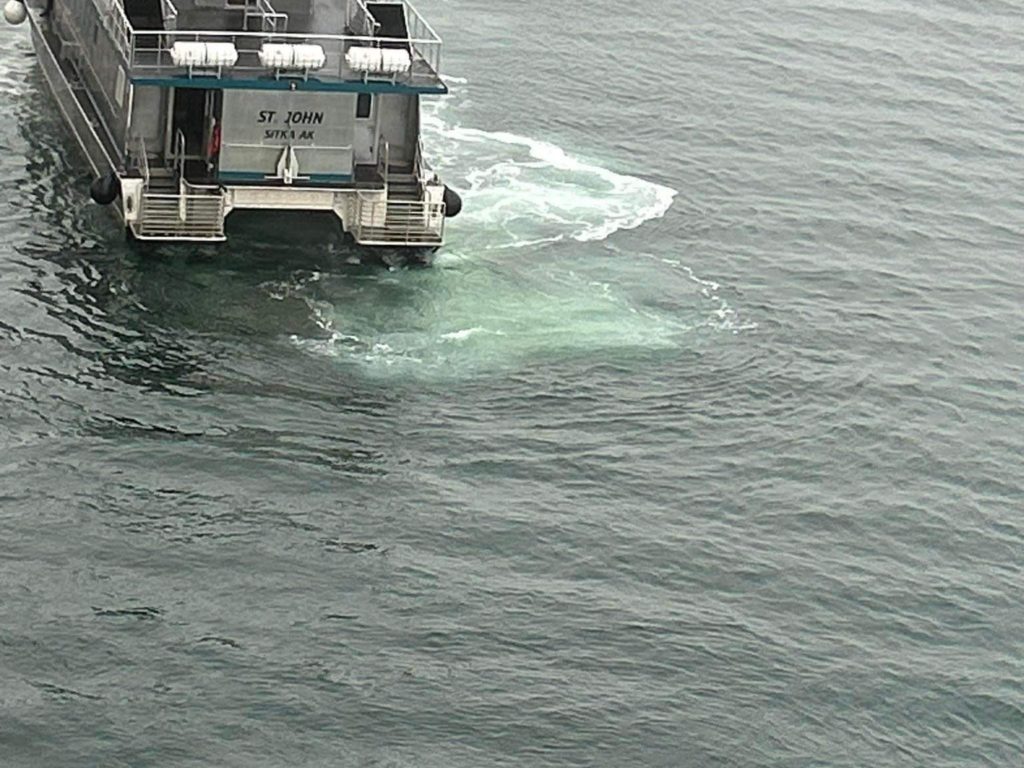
[355,227,442,246]
[131,193,226,241]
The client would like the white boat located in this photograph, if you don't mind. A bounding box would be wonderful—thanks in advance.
[4,0,461,247]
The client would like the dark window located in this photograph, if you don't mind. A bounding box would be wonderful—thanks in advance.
[356,93,372,119]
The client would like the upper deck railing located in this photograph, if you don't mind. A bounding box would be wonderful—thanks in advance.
[88,0,443,88]
[241,0,288,34]
[128,28,443,89]
[84,0,133,63]
[159,0,178,30]
[348,0,380,37]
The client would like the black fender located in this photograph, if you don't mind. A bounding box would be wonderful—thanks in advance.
[442,185,462,218]
[89,172,120,205]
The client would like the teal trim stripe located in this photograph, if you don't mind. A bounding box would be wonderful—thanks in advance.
[218,171,267,181]
[131,76,447,95]
[309,173,354,183]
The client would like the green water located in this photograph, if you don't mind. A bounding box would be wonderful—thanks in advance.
[1,1,1022,765]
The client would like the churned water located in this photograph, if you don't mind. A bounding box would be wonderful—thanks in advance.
[1,0,1023,765]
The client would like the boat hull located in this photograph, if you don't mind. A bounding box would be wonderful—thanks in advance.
[27,10,126,229]
[28,12,116,179]
[24,10,450,249]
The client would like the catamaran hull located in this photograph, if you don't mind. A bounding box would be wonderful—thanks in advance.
[28,9,123,227]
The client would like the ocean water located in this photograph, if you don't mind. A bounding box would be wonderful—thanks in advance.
[1,0,1022,765]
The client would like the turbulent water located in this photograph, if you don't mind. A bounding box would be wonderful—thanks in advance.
[1,1,1023,765]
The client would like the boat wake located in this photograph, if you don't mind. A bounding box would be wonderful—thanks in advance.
[286,268,689,378]
[279,80,746,379]
[420,92,677,251]
[4,44,749,384]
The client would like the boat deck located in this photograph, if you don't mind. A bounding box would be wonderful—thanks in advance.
[122,0,446,91]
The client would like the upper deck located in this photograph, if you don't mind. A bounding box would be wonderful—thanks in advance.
[88,0,445,92]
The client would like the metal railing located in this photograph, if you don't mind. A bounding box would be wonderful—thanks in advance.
[136,166,227,239]
[31,9,116,176]
[74,0,443,84]
[59,0,132,118]
[128,29,443,87]
[355,188,387,227]
[182,177,224,194]
[135,192,226,240]
[82,0,133,63]
[413,135,436,196]
[352,196,445,245]
[159,0,178,30]
[404,0,442,79]
[173,129,186,178]
[127,132,151,185]
[243,0,288,33]
[346,0,380,37]
[377,136,390,189]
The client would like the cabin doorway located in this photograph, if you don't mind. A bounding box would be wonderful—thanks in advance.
[167,87,222,181]
[352,92,378,167]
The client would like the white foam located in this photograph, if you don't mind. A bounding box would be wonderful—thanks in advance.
[284,262,692,379]
[648,254,759,333]
[280,81,752,377]
[420,98,677,249]
[440,327,494,341]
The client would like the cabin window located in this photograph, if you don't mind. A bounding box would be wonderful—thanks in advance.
[356,93,372,119]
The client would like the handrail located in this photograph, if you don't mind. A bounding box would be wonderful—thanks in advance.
[174,128,186,198]
[413,136,425,197]
[352,197,444,244]
[353,198,445,244]
[377,136,390,191]
[136,192,225,239]
[403,0,442,45]
[182,178,222,193]
[82,0,442,70]
[129,132,151,186]
[129,29,442,48]
[84,0,443,86]
[31,20,116,176]
[244,0,288,33]
[84,0,133,62]
[403,0,442,77]
[414,135,435,195]
[347,0,380,37]
[159,0,178,30]
[92,0,441,45]
[129,28,444,85]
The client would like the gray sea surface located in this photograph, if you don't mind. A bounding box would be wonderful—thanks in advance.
[1,0,1023,765]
